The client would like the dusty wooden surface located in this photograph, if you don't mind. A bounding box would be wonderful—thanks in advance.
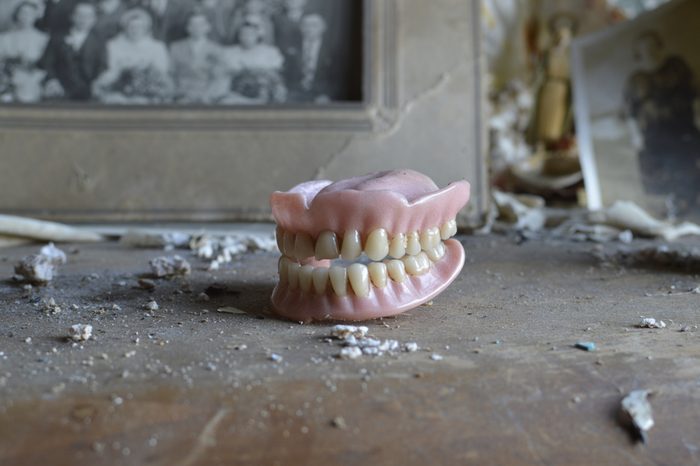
[1,235,699,465]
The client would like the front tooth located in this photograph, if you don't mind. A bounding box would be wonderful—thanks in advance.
[387,260,407,283]
[294,233,314,259]
[283,231,296,257]
[298,265,313,292]
[275,226,285,253]
[329,266,348,297]
[389,232,406,259]
[406,231,421,256]
[347,264,370,298]
[420,227,440,250]
[278,257,291,283]
[287,262,300,289]
[312,267,329,294]
[440,219,457,240]
[426,242,446,261]
[365,228,389,261]
[368,262,388,288]
[340,230,362,260]
[315,231,339,259]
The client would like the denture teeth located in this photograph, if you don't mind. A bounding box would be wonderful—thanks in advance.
[329,265,348,297]
[315,231,339,260]
[420,227,440,251]
[440,219,458,240]
[298,265,314,292]
[406,231,421,256]
[426,241,446,262]
[275,226,285,253]
[347,263,370,298]
[312,267,329,294]
[365,228,389,261]
[340,229,362,260]
[387,259,407,283]
[294,232,315,259]
[389,232,406,259]
[283,231,295,257]
[403,252,430,276]
[287,262,300,289]
[278,256,291,283]
[368,262,388,288]
[416,252,431,273]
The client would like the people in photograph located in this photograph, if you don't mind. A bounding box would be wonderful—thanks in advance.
[40,2,106,101]
[273,0,306,78]
[94,0,128,41]
[0,1,49,102]
[624,30,700,211]
[195,0,238,44]
[170,11,227,103]
[220,14,285,104]
[285,13,334,103]
[0,0,45,32]
[131,0,191,44]
[92,7,173,103]
[230,0,274,45]
[37,0,83,35]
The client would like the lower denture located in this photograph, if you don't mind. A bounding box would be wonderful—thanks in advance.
[269,169,470,322]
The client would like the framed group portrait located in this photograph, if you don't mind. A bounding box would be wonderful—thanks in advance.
[0,0,487,224]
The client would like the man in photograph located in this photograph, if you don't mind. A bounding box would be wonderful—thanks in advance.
[130,0,190,43]
[285,13,335,102]
[37,0,83,35]
[94,0,128,41]
[273,0,306,71]
[39,1,106,100]
[623,30,700,212]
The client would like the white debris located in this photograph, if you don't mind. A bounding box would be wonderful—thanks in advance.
[216,307,246,315]
[338,346,363,360]
[492,190,546,232]
[330,325,369,340]
[269,353,283,363]
[120,230,190,249]
[68,324,93,342]
[149,255,191,278]
[190,232,277,269]
[430,353,444,361]
[14,242,68,284]
[143,300,159,311]
[621,390,654,443]
[404,342,419,352]
[638,317,666,329]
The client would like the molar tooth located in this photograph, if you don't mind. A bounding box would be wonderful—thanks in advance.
[416,252,431,273]
[440,219,457,240]
[315,231,339,259]
[368,262,388,289]
[403,252,430,276]
[275,226,285,253]
[329,266,348,297]
[365,228,389,261]
[426,242,446,261]
[294,232,315,259]
[347,264,370,298]
[278,257,291,283]
[387,259,407,283]
[389,232,406,259]
[420,227,440,251]
[287,262,300,289]
[406,231,421,256]
[298,265,314,292]
[340,230,362,260]
[312,267,329,294]
[283,231,296,257]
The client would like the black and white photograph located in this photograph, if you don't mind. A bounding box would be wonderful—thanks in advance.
[572,0,700,219]
[0,0,363,105]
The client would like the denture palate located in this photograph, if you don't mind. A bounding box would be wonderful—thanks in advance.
[269,169,471,322]
[275,219,458,298]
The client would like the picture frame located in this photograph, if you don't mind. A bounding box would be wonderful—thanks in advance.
[572,0,700,219]
[0,0,487,224]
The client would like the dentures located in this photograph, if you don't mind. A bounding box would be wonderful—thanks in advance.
[269,169,470,322]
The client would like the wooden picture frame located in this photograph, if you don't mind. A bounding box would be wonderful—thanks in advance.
[0,0,487,224]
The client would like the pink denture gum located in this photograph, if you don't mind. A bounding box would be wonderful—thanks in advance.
[269,169,470,322]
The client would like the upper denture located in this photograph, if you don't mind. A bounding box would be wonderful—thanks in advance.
[270,169,470,238]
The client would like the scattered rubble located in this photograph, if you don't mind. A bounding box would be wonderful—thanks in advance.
[14,243,67,284]
[597,245,700,272]
[68,324,93,342]
[638,317,666,329]
[591,200,700,241]
[574,341,596,352]
[329,325,417,359]
[430,353,444,361]
[190,232,277,270]
[149,255,191,278]
[120,230,190,249]
[143,300,159,312]
[621,390,654,443]
[269,353,283,363]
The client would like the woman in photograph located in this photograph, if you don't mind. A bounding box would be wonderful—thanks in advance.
[219,14,286,104]
[170,11,227,104]
[0,1,49,102]
[92,7,173,104]
[624,30,700,212]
